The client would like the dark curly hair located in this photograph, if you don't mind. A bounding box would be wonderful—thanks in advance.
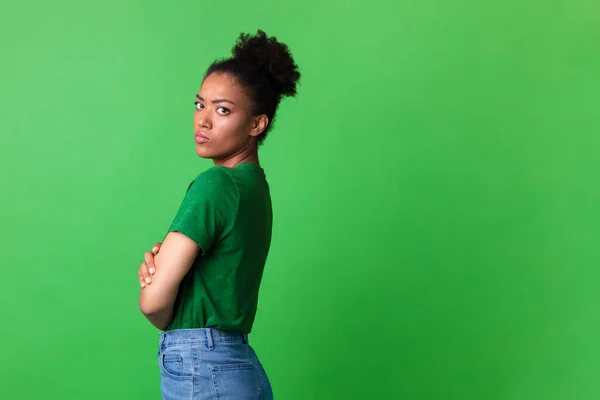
[203,30,301,145]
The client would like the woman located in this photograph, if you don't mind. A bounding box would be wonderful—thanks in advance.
[137,30,300,399]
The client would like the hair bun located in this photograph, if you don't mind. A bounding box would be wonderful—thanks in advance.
[232,30,300,98]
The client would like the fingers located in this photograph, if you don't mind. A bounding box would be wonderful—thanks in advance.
[139,242,162,289]
[139,261,151,288]
[139,258,153,288]
[144,251,156,276]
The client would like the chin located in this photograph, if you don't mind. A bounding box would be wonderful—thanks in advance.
[195,145,213,159]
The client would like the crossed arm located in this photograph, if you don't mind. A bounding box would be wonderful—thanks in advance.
[138,231,200,330]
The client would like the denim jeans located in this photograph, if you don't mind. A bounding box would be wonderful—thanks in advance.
[157,328,274,399]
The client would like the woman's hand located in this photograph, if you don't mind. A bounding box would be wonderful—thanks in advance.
[138,242,162,288]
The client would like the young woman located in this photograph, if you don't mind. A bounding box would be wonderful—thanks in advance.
[136,30,300,399]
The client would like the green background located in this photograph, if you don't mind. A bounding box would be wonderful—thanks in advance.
[1,0,599,398]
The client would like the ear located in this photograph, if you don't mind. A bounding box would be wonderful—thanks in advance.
[249,114,269,137]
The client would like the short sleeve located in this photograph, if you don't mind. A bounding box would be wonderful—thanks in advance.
[168,167,238,254]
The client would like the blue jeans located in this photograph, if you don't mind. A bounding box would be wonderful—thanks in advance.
[157,328,274,399]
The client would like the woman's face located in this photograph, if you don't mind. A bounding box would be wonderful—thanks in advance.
[193,72,265,163]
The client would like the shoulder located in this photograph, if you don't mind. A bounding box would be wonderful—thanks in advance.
[192,167,234,185]
[187,166,237,196]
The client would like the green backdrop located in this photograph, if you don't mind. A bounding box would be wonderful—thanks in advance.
[1,0,599,399]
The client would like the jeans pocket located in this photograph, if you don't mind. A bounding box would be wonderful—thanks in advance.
[159,352,193,381]
[210,363,261,399]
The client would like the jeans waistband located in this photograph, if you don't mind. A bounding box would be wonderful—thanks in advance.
[158,328,249,350]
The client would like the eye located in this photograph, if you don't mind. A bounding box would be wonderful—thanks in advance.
[216,107,231,115]
[194,101,204,110]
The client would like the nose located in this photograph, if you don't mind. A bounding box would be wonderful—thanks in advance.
[196,112,212,129]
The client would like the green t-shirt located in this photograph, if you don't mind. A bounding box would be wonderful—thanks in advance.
[165,162,273,334]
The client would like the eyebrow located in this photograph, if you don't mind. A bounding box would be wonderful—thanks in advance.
[196,94,236,105]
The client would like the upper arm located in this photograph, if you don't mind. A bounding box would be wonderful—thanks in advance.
[167,168,237,254]
[139,231,200,315]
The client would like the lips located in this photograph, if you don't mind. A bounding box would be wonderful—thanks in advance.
[195,132,209,143]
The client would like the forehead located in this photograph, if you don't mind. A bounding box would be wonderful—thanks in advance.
[198,72,247,102]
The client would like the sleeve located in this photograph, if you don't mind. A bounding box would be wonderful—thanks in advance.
[167,168,238,254]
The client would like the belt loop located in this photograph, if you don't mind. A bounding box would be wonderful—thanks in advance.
[158,332,164,353]
[242,334,249,344]
[206,328,214,351]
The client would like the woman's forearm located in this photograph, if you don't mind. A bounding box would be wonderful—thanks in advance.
[141,303,174,331]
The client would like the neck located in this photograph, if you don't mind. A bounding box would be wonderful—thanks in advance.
[213,147,259,169]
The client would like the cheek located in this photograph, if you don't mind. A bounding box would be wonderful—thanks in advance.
[215,116,250,141]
